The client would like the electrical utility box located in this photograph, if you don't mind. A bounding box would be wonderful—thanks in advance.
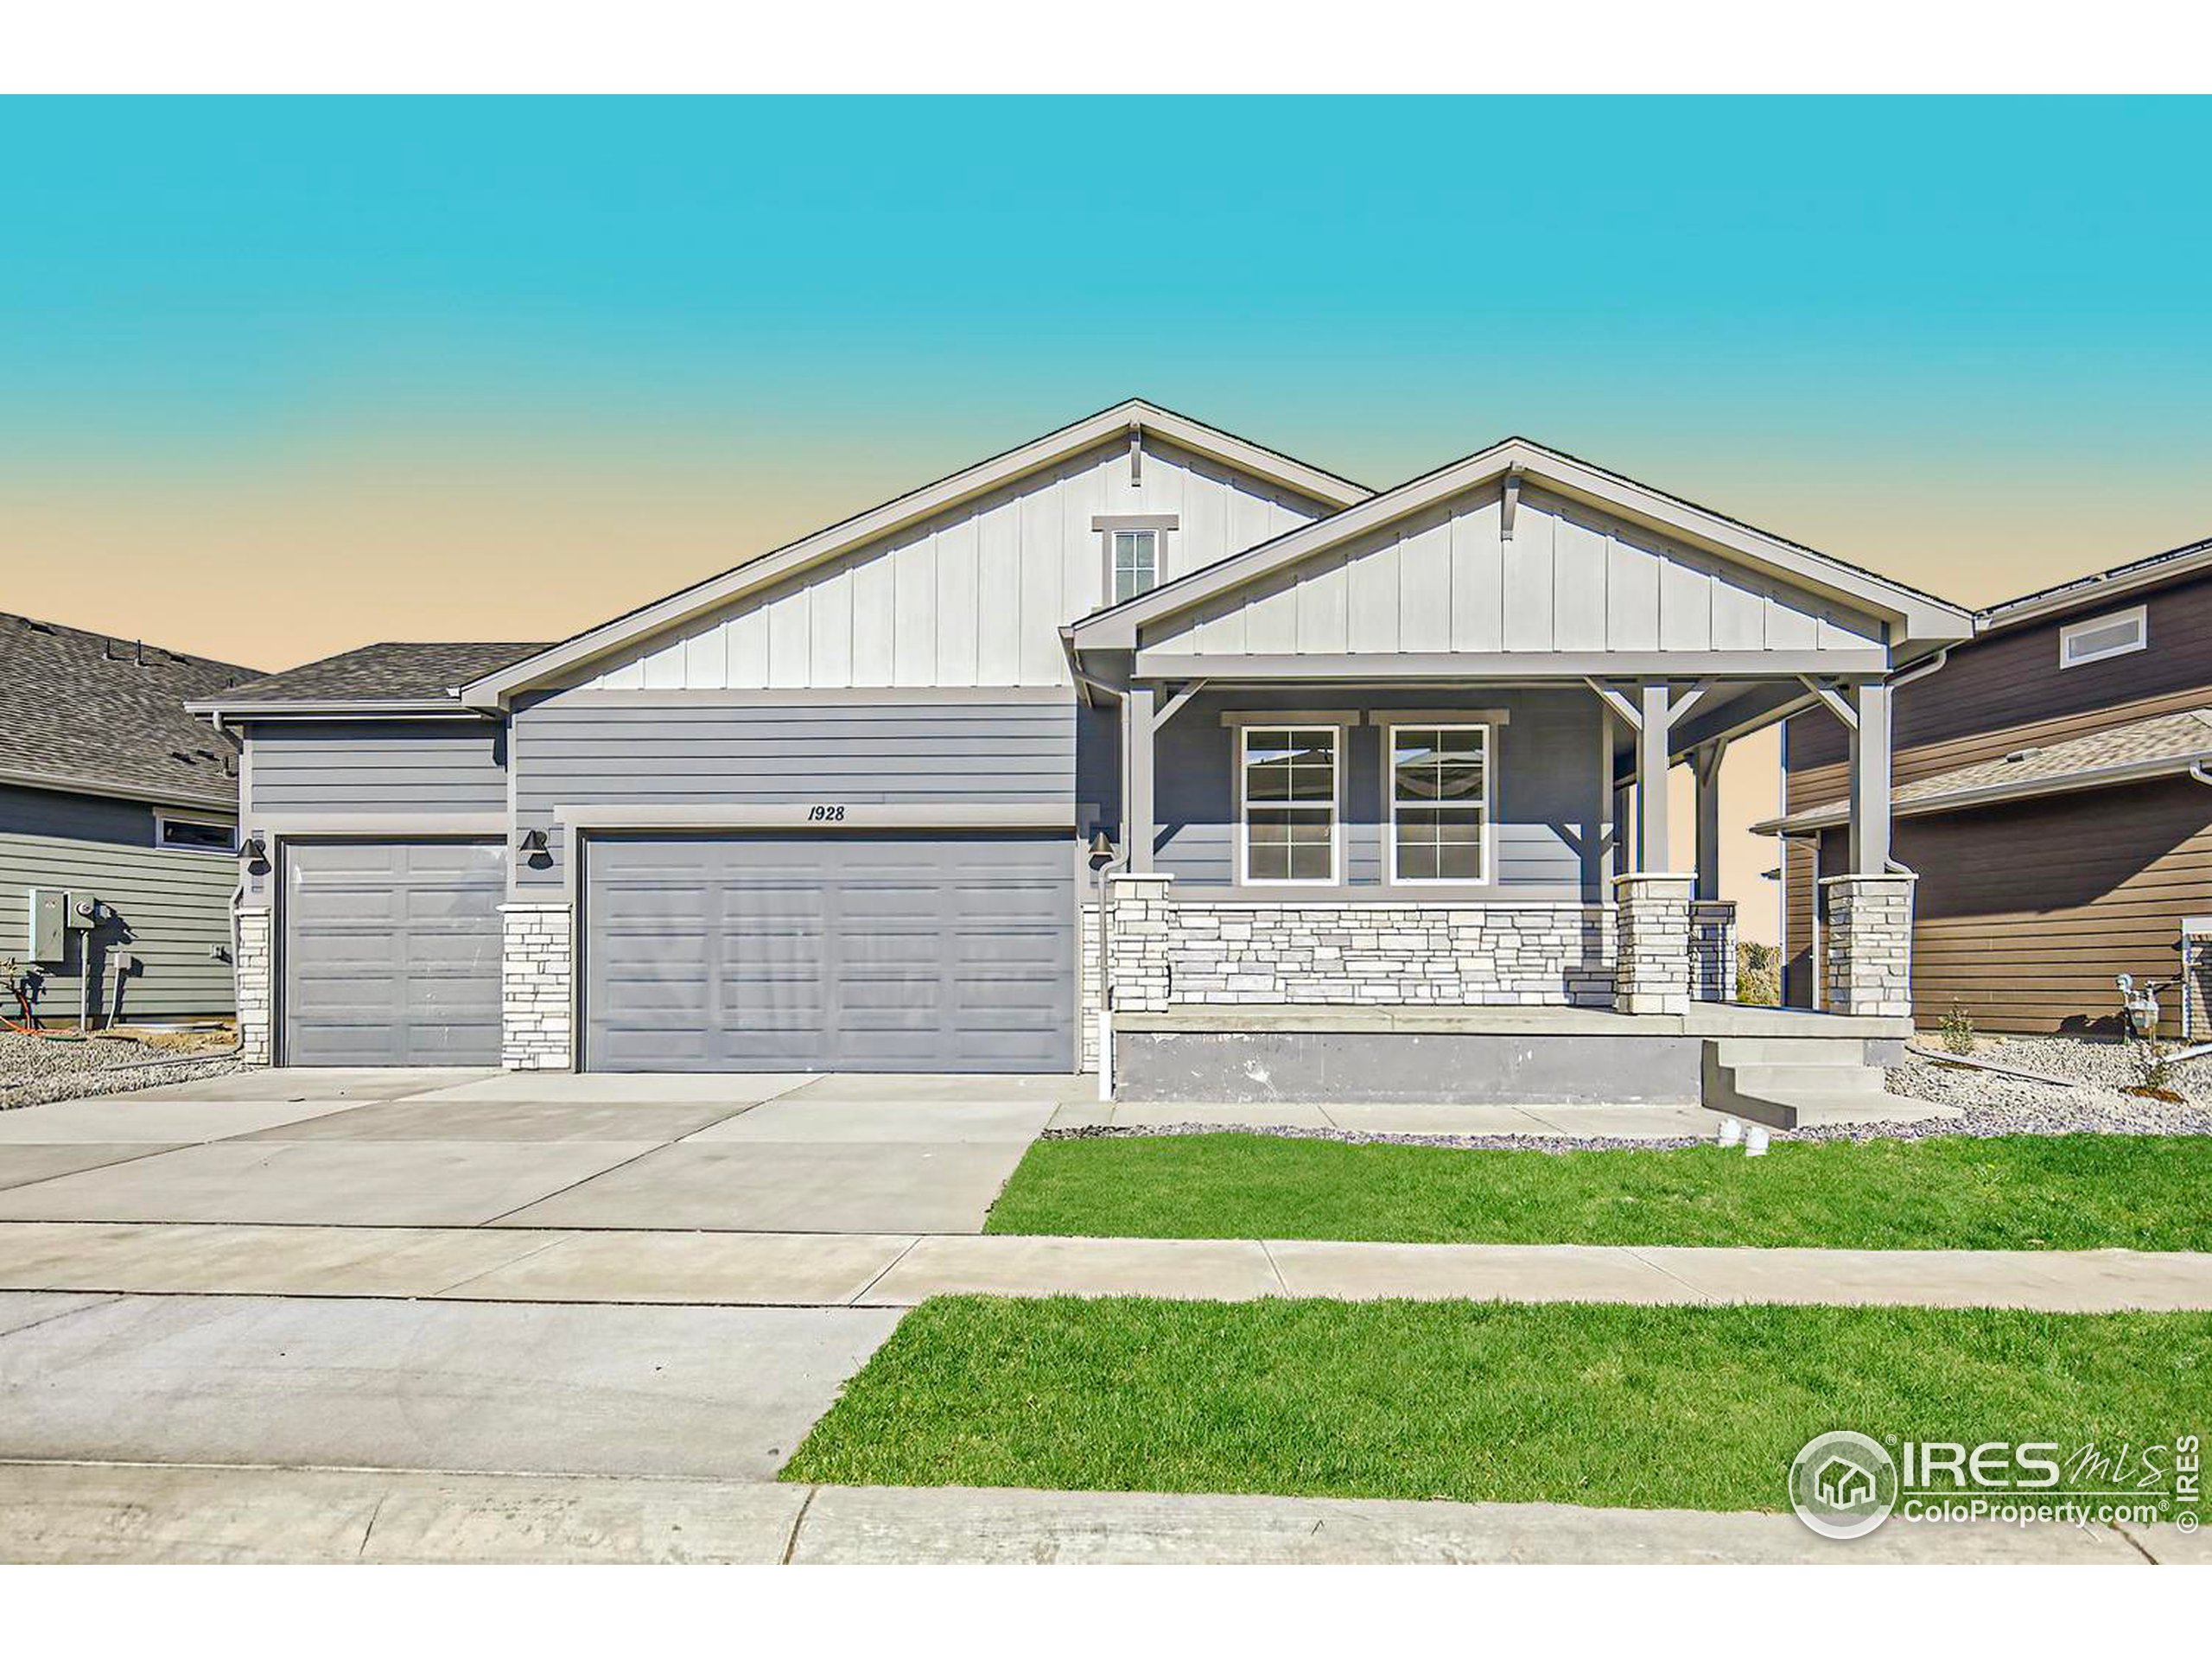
[63,893,99,931]
[25,888,67,962]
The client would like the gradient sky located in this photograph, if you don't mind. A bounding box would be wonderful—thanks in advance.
[4,97,2209,937]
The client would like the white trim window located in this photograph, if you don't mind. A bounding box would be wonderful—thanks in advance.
[1111,529,1160,602]
[1240,726,1338,884]
[1388,724,1490,883]
[156,812,238,855]
[2059,605,2147,669]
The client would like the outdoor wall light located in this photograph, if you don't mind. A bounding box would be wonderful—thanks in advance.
[1086,830,1118,869]
[516,828,550,855]
[240,835,268,864]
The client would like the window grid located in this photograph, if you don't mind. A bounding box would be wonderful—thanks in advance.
[1389,724,1489,884]
[1241,726,1338,885]
[1112,530,1159,603]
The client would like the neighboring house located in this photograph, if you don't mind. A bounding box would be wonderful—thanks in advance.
[193,400,1973,1116]
[0,612,259,1027]
[1768,535,2212,1039]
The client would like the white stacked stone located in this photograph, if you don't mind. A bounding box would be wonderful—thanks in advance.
[1611,874,1694,1015]
[1106,873,1177,1014]
[500,902,575,1070]
[1821,873,1915,1018]
[1689,899,1738,1004]
[234,906,273,1065]
[1110,885,1614,1008]
[1079,899,1103,1071]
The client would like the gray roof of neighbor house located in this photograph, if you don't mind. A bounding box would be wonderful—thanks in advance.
[190,641,549,717]
[1758,707,2212,836]
[0,612,262,813]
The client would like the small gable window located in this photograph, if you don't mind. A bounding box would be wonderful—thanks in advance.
[2059,605,2146,669]
[1112,530,1159,602]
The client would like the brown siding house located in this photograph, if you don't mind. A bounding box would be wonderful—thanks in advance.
[1772,537,2212,1037]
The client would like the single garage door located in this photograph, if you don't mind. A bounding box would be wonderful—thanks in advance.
[584,831,1075,1073]
[283,839,504,1065]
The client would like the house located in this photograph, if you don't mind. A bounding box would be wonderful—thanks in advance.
[1766,534,2212,1039]
[0,612,259,1027]
[192,400,1974,1116]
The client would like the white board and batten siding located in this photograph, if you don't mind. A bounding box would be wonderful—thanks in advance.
[1146,482,1885,658]
[574,435,1333,693]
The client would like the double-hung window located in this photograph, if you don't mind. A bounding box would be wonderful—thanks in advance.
[1389,724,1489,883]
[1112,529,1159,602]
[1241,727,1338,884]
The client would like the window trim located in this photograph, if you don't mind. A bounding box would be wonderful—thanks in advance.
[1384,721,1494,887]
[1236,722,1344,887]
[155,811,239,855]
[1095,513,1177,607]
[2059,604,2147,670]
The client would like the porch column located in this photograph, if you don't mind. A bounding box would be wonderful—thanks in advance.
[1612,681,1693,1015]
[1126,683,1157,874]
[1689,741,1735,1003]
[1824,678,1915,1017]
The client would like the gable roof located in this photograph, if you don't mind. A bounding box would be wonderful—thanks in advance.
[458,398,1372,709]
[0,611,261,813]
[1758,706,2212,835]
[1069,436,1976,655]
[189,641,548,720]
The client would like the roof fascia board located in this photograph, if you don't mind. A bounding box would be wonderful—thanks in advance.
[0,766,236,815]
[460,400,1371,709]
[1755,749,2212,836]
[1131,648,1892,681]
[1077,440,1975,652]
[187,699,490,722]
[1980,543,2212,633]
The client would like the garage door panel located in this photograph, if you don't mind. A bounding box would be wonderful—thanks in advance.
[284,840,502,1067]
[585,831,1074,1073]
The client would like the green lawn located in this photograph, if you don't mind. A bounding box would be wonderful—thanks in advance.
[982,1132,2212,1250]
[783,1296,2211,1510]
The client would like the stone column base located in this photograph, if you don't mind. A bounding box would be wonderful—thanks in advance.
[1690,899,1738,1004]
[1821,873,1916,1018]
[1107,872,1175,1016]
[1612,874,1694,1015]
[234,905,272,1065]
[500,902,575,1071]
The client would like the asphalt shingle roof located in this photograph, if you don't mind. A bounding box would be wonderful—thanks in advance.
[1762,708,2212,835]
[199,642,549,709]
[0,612,262,812]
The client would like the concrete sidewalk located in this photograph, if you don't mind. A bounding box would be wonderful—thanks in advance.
[0,1461,2188,1564]
[1,1223,2208,1311]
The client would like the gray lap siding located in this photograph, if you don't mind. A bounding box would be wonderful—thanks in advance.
[1149,686,1609,899]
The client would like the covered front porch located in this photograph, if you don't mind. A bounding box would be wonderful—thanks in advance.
[1065,437,1974,1116]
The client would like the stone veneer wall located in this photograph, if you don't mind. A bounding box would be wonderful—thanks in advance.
[1689,899,1738,1004]
[1079,899,1103,1071]
[1611,874,1693,1014]
[1106,875,1614,1010]
[234,904,272,1065]
[1821,873,1915,1019]
[500,901,575,1069]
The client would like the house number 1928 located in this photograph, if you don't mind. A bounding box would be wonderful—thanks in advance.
[806,805,847,822]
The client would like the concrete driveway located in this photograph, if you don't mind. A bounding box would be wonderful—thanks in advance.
[0,1068,1088,1235]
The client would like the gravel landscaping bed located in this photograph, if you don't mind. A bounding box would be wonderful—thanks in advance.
[0,1028,240,1111]
[1043,1036,2212,1152]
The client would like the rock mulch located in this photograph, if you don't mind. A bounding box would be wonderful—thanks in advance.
[1044,1036,2212,1152]
[0,1029,240,1112]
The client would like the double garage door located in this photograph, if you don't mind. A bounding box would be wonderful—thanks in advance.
[583,831,1075,1073]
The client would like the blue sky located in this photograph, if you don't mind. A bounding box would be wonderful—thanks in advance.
[3,95,2209,663]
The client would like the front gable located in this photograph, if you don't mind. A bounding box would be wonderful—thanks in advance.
[1074,438,1975,671]
[576,430,1338,693]
[463,399,1366,705]
[1144,478,1885,661]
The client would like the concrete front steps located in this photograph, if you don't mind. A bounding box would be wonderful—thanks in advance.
[1702,1036,1957,1130]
